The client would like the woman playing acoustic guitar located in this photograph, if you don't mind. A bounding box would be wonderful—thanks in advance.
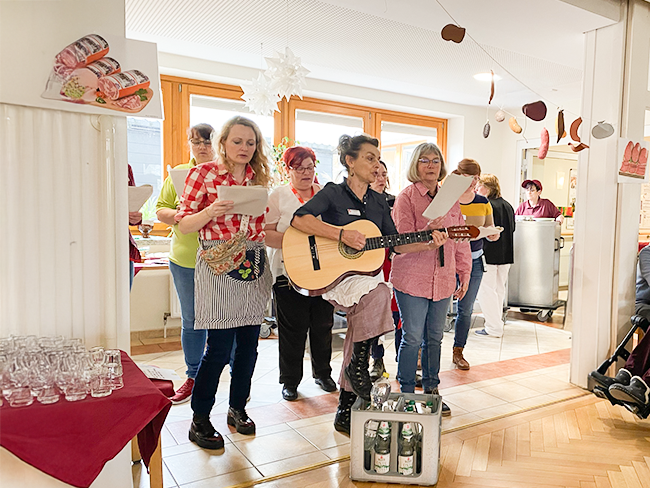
[291,134,447,434]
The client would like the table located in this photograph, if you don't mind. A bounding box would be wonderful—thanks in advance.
[0,351,171,488]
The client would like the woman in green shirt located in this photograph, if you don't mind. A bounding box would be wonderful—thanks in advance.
[156,123,214,404]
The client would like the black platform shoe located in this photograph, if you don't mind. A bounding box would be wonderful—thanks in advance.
[333,389,358,435]
[227,407,256,435]
[344,339,373,401]
[189,414,224,449]
[589,368,631,389]
[609,377,650,406]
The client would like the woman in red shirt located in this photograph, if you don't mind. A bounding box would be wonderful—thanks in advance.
[176,116,272,450]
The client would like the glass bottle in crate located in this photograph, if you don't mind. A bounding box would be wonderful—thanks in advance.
[363,420,379,471]
[373,421,391,474]
[370,372,391,409]
[398,422,416,475]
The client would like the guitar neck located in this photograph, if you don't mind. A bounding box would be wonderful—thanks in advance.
[365,230,434,250]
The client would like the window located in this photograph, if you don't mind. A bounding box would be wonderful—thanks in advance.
[380,121,438,193]
[294,109,365,184]
[190,95,275,147]
[127,117,162,221]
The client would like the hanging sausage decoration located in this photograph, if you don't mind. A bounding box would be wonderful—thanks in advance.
[489,70,495,105]
[483,121,491,138]
[567,117,589,152]
[522,100,547,121]
[509,117,522,134]
[592,121,615,139]
[495,110,506,122]
[441,24,466,43]
[556,109,566,143]
[538,128,549,159]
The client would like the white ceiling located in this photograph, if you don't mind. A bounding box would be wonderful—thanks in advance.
[126,0,619,110]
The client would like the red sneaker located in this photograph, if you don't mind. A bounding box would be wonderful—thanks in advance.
[171,378,194,405]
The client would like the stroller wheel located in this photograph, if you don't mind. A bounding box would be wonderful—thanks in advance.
[260,322,272,339]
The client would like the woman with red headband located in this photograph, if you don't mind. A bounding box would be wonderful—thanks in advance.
[265,146,337,402]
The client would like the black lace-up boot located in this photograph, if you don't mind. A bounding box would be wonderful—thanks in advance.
[333,389,358,435]
[344,339,373,401]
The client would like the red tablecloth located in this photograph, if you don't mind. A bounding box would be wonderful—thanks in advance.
[0,351,171,488]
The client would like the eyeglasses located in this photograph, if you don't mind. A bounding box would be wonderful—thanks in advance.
[418,158,441,166]
[190,139,212,147]
[525,187,539,192]
[292,165,315,174]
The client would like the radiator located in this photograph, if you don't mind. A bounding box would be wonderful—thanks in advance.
[169,275,182,319]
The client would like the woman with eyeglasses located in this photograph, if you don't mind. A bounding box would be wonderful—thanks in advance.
[515,179,563,223]
[450,159,499,371]
[391,143,472,417]
[155,123,214,404]
[292,134,445,434]
[176,116,273,450]
[265,146,336,402]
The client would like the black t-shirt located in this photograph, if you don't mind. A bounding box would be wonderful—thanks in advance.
[293,180,397,236]
[483,197,515,265]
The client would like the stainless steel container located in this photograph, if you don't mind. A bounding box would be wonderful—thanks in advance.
[508,220,562,308]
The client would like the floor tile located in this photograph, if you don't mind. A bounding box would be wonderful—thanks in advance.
[442,388,507,412]
[132,459,178,488]
[164,444,254,485]
[232,429,320,466]
[287,412,336,429]
[321,443,351,460]
[294,421,352,450]
[175,467,263,488]
[256,451,331,477]
[479,382,542,403]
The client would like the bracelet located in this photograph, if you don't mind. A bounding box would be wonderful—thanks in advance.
[339,228,344,242]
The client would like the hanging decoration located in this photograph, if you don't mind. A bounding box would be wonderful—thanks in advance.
[241,73,280,116]
[592,121,615,139]
[483,121,491,138]
[619,141,649,179]
[508,117,522,134]
[567,117,589,152]
[265,47,310,101]
[495,110,506,122]
[441,24,466,43]
[538,128,549,159]
[555,109,566,143]
[489,70,495,104]
[522,100,547,121]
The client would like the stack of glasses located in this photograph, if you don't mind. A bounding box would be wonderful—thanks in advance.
[0,335,124,407]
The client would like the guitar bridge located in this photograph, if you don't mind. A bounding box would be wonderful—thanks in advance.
[308,235,321,271]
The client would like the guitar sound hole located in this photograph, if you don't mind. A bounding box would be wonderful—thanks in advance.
[339,242,364,259]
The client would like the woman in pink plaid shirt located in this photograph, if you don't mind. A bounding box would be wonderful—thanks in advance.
[391,143,472,417]
[176,116,273,451]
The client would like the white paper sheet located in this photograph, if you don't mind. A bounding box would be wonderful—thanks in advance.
[168,166,189,197]
[138,365,181,381]
[128,185,153,212]
[477,225,504,239]
[422,174,474,221]
[217,186,269,217]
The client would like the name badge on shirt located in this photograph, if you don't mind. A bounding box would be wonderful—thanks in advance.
[347,209,361,216]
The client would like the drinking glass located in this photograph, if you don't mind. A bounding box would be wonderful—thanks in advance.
[104,350,124,390]
[6,385,34,407]
[90,365,112,398]
[64,374,88,402]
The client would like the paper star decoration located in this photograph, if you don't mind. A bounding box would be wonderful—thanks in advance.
[265,47,310,101]
[241,73,280,116]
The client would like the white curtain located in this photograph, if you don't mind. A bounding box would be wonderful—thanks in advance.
[0,103,130,350]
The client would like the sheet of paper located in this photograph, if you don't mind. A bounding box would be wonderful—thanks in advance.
[138,365,181,381]
[168,166,189,197]
[217,185,269,217]
[477,225,504,239]
[128,185,153,212]
[422,174,474,221]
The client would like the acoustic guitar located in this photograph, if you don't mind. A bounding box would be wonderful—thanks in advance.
[282,219,479,296]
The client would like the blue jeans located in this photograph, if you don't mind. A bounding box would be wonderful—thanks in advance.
[395,290,450,392]
[169,261,207,379]
[191,324,260,415]
[129,261,134,290]
[454,257,485,348]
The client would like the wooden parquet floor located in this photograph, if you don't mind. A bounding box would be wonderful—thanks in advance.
[254,395,650,488]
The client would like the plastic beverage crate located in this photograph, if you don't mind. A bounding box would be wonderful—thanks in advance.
[349,392,442,485]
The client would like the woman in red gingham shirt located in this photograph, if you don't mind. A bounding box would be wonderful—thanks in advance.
[176,116,272,451]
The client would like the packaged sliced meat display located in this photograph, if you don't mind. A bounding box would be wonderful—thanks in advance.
[113,94,143,111]
[61,57,121,101]
[98,70,150,100]
[54,35,110,77]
